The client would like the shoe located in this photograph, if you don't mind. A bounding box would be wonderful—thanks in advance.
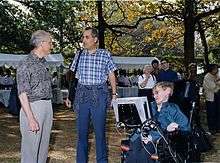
[206,131,212,136]
[210,130,217,135]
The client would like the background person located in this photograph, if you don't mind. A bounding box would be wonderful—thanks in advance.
[117,69,131,87]
[138,64,156,102]
[65,27,117,163]
[51,72,58,89]
[157,58,178,82]
[169,63,200,119]
[203,64,220,135]
[16,30,53,163]
[151,59,160,80]
[0,67,5,88]
[4,69,15,87]
[129,69,139,86]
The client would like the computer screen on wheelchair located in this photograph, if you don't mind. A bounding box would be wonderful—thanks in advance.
[112,97,152,128]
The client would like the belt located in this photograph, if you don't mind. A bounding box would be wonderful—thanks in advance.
[78,83,107,90]
[41,98,51,100]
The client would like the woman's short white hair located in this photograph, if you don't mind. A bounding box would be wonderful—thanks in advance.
[30,30,51,48]
[143,64,152,70]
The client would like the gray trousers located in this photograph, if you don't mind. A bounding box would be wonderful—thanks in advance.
[20,100,53,163]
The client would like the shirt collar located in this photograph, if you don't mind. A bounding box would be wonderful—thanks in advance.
[84,48,99,55]
[30,52,46,63]
[152,101,169,112]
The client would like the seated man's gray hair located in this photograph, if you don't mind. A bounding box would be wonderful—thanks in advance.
[153,81,174,97]
[153,81,174,91]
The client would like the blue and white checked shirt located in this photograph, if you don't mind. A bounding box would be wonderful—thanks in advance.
[70,49,117,85]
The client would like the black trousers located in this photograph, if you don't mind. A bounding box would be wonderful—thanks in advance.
[215,90,220,130]
[206,94,220,131]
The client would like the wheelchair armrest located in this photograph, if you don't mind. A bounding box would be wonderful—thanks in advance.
[167,130,191,144]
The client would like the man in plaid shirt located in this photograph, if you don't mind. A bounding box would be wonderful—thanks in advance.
[65,27,117,163]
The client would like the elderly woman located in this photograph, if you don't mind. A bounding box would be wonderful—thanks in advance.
[16,30,53,163]
[138,64,157,102]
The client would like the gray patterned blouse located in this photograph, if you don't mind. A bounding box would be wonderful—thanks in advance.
[16,53,52,102]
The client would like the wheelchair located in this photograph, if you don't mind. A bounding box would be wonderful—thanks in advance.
[112,97,202,163]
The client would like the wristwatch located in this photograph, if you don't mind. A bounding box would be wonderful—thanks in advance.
[112,93,118,96]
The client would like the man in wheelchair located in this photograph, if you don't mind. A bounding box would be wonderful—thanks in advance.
[124,82,191,163]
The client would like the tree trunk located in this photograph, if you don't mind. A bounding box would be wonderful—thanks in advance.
[184,0,196,68]
[97,0,105,49]
[197,21,209,66]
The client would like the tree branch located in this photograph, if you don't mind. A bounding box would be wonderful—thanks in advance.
[115,0,126,19]
[196,6,220,20]
[107,15,163,29]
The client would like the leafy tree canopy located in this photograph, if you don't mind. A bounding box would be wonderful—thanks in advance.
[0,0,219,65]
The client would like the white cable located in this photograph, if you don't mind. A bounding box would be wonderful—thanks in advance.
[156,128,178,161]
[141,140,158,158]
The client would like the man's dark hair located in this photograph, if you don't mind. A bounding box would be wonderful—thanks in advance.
[85,27,99,38]
[206,64,218,73]
[151,59,159,65]
[160,58,169,63]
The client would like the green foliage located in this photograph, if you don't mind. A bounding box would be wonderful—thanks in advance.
[0,0,219,66]
[0,1,31,53]
[0,0,83,59]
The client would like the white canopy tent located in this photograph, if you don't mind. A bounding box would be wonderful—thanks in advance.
[0,53,65,104]
[0,53,64,68]
[112,56,159,69]
[0,54,159,70]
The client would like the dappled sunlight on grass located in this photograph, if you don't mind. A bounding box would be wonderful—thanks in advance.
[0,151,20,161]
[53,117,74,121]
[51,129,63,134]
[7,133,18,138]
[7,125,19,129]
[49,150,73,160]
